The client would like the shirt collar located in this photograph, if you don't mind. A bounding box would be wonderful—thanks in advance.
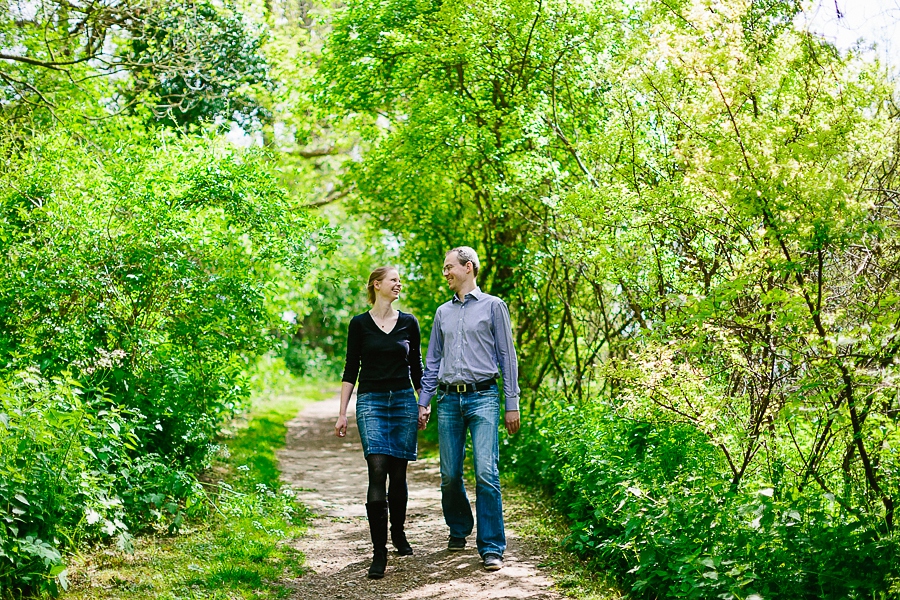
[451,286,483,304]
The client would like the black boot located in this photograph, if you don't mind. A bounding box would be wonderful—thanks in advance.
[366,501,389,579]
[388,497,413,556]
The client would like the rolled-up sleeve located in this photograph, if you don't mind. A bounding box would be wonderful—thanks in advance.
[491,300,520,411]
[418,310,444,406]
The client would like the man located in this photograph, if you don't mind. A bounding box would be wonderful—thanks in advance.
[417,246,520,572]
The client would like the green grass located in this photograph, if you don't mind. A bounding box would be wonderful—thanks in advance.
[62,371,336,600]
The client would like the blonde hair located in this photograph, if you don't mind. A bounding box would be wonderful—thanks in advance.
[366,266,397,304]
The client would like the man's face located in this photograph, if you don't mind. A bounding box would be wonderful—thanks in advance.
[442,252,469,291]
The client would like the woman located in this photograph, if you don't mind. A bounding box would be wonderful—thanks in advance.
[334,266,423,579]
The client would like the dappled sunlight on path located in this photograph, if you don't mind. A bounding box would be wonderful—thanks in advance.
[277,391,563,599]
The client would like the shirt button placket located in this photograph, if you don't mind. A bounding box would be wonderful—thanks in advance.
[456,304,463,376]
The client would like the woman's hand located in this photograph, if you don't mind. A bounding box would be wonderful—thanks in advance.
[418,405,431,430]
[335,415,348,438]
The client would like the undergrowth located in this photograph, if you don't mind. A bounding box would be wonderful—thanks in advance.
[506,396,900,600]
[502,483,623,600]
[59,377,334,600]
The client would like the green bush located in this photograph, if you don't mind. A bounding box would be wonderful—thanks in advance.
[507,397,900,599]
[0,369,134,595]
[0,126,320,595]
[0,127,315,465]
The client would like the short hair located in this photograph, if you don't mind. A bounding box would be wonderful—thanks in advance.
[448,246,479,277]
[366,266,397,304]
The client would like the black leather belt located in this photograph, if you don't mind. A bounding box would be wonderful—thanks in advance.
[438,378,496,394]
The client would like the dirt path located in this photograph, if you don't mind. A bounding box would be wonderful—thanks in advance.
[278,391,566,600]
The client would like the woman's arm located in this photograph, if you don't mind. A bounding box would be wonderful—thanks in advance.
[336,317,362,437]
[335,381,355,438]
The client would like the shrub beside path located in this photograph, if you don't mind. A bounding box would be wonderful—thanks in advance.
[278,391,565,600]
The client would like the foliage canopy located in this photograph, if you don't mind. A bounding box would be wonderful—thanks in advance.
[323,0,900,596]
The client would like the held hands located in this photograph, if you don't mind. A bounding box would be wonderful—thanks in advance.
[418,405,431,430]
[505,410,520,435]
[334,415,348,438]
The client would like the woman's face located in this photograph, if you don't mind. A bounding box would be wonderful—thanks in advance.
[375,269,402,301]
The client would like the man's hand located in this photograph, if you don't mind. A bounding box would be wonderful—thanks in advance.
[505,410,520,435]
[418,404,432,430]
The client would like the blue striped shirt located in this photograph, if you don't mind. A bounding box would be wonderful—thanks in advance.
[418,287,520,411]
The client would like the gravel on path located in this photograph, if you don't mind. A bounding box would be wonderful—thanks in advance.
[277,391,566,600]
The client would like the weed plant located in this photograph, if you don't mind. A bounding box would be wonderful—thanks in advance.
[507,396,900,600]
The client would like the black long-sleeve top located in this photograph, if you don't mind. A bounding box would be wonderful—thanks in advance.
[341,311,424,393]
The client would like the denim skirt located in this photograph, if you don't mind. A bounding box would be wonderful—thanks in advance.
[355,387,418,461]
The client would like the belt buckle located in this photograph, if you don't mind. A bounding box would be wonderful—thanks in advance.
[454,383,466,393]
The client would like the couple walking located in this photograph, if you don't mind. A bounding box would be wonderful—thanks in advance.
[334,246,520,579]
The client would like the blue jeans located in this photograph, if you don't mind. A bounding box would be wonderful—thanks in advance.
[437,385,505,557]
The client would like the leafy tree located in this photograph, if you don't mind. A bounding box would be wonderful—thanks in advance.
[320,0,621,388]
[126,1,271,127]
[0,1,333,595]
[0,125,318,463]
[325,0,900,596]
[0,0,270,128]
[0,122,322,594]
[563,0,900,521]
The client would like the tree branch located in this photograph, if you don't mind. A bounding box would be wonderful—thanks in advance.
[0,52,93,70]
[302,184,355,208]
[290,144,344,158]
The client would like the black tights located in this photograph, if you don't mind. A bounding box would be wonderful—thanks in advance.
[366,453,408,505]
